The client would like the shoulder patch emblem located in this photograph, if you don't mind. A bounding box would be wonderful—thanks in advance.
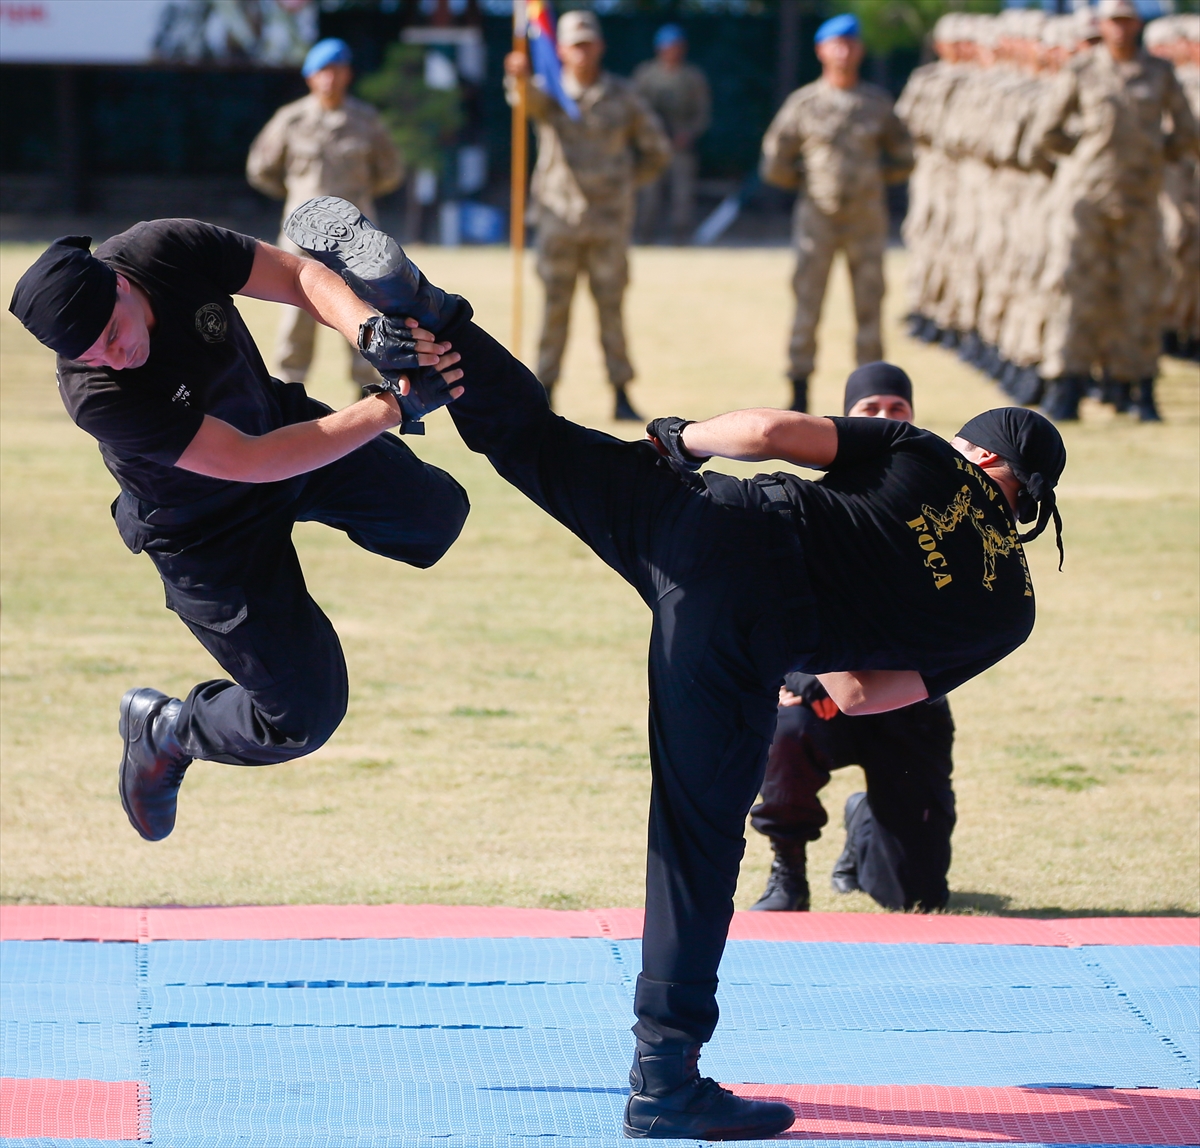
[195,303,227,343]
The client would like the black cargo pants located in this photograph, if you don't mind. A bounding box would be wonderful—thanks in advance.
[113,390,469,766]
[446,321,819,1049]
[750,699,956,911]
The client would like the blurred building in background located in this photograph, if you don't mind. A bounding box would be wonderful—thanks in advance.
[0,0,1192,243]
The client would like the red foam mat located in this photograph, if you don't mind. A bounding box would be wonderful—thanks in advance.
[2,903,1196,945]
[730,1084,1200,1144]
[0,1078,145,1140]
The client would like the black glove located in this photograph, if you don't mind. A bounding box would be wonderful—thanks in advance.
[357,315,422,375]
[783,673,829,705]
[646,417,709,474]
[362,366,457,436]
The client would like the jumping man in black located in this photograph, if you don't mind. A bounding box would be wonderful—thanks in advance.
[283,198,1068,1140]
[9,221,469,842]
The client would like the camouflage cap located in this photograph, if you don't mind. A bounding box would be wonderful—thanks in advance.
[558,10,602,46]
[1096,0,1141,21]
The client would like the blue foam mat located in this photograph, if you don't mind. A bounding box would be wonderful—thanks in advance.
[0,942,134,986]
[1081,946,1198,989]
[143,938,625,987]
[0,1141,1180,1148]
[712,940,1109,988]
[4,936,1198,1144]
[0,1020,141,1081]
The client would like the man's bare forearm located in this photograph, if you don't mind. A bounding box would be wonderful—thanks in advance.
[681,409,838,468]
[240,242,377,346]
[817,670,928,716]
[176,394,402,483]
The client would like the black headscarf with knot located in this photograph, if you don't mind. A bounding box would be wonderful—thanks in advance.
[957,407,1067,569]
[843,361,913,415]
[8,236,117,360]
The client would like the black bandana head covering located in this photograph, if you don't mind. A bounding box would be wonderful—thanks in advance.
[957,407,1067,568]
[8,236,117,360]
[843,361,914,416]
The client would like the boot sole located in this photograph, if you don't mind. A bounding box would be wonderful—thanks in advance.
[623,1115,795,1139]
[284,196,404,282]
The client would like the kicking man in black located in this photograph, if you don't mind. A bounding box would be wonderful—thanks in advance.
[9,221,469,843]
[286,197,1068,1140]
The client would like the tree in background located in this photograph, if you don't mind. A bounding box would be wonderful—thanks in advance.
[830,0,1001,59]
[358,43,463,174]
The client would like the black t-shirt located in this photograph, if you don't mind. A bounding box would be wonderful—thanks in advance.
[760,417,1035,698]
[55,219,288,506]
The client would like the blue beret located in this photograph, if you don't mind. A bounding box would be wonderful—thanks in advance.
[654,24,686,51]
[815,13,860,44]
[302,38,353,78]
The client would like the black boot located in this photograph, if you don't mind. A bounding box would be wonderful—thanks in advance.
[918,318,942,343]
[750,840,809,911]
[999,360,1020,397]
[1135,378,1162,422]
[831,791,868,895]
[939,327,960,350]
[1163,330,1180,358]
[614,387,642,421]
[624,1042,795,1139]
[958,330,983,365]
[284,196,470,336]
[284,196,472,433]
[905,313,926,338]
[1040,375,1083,422]
[1100,379,1133,413]
[788,375,809,413]
[1009,366,1044,406]
[118,688,192,842]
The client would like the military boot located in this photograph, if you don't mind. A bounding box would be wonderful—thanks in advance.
[118,688,192,842]
[614,387,642,421]
[831,791,868,895]
[624,1042,795,1139]
[1040,375,1084,422]
[1010,366,1044,406]
[749,840,809,911]
[284,196,469,335]
[788,375,809,413]
[1135,378,1162,422]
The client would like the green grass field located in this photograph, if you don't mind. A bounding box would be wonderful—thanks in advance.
[1,242,1197,916]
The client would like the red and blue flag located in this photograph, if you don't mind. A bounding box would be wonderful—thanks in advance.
[526,0,580,120]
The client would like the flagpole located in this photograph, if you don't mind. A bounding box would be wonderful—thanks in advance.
[510,2,529,356]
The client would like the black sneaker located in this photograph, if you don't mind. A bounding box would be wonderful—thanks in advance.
[624,1044,795,1139]
[831,791,867,895]
[614,388,643,421]
[118,688,192,842]
[750,842,809,911]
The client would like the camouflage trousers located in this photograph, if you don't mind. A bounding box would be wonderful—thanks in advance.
[789,197,887,381]
[535,223,634,390]
[272,233,376,389]
[1161,165,1200,343]
[1040,197,1164,383]
[636,149,698,244]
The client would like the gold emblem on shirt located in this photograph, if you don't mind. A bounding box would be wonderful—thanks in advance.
[907,473,1028,594]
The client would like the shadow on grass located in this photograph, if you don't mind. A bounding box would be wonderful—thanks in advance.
[947,891,1198,918]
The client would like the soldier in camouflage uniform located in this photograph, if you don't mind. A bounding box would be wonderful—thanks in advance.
[633,24,712,245]
[761,13,913,413]
[505,10,671,420]
[1021,0,1198,422]
[247,38,403,390]
[1147,14,1200,360]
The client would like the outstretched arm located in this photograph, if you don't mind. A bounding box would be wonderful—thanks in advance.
[680,408,838,468]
